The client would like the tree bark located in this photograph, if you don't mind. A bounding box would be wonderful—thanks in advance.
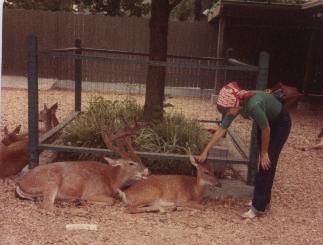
[143,0,171,122]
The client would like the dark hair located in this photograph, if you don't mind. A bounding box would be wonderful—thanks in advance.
[216,104,228,121]
[216,104,228,115]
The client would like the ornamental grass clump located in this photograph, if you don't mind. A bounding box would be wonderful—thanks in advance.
[59,96,211,174]
[60,96,143,149]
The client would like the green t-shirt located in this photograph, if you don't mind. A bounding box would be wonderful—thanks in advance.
[220,91,282,129]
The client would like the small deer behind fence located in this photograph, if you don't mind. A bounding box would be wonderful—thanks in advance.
[38,102,59,133]
[15,118,149,210]
[117,153,221,214]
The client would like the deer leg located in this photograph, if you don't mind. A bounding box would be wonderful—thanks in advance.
[116,189,128,205]
[127,200,176,214]
[126,204,161,214]
[40,169,62,210]
[86,194,115,206]
[177,201,205,210]
[41,185,59,210]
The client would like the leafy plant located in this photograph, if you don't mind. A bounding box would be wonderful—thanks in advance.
[58,96,211,174]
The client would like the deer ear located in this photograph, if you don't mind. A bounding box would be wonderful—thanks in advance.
[189,155,198,168]
[13,125,21,134]
[50,103,58,111]
[103,157,121,166]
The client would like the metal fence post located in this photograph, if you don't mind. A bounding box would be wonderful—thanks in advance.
[27,35,39,168]
[247,51,270,185]
[75,39,82,112]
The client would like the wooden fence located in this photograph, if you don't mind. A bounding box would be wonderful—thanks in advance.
[3,9,221,88]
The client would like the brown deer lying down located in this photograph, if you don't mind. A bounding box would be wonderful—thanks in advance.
[0,103,59,177]
[301,128,323,151]
[0,125,29,177]
[118,155,221,214]
[16,158,148,210]
[16,118,150,210]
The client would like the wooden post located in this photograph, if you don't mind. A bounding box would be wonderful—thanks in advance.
[27,35,39,169]
[214,16,226,92]
[247,51,270,185]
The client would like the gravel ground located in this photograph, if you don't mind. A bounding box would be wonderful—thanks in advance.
[1,87,322,245]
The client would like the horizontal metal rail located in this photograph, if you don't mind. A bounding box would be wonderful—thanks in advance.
[41,47,228,62]
[38,144,249,165]
[228,58,258,71]
[39,51,259,72]
[198,119,221,124]
[46,47,79,52]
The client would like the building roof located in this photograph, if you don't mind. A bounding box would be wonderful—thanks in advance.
[207,0,323,26]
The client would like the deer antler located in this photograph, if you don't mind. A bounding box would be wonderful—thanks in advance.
[101,116,150,163]
[176,146,199,168]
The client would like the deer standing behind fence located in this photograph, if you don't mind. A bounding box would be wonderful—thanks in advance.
[0,103,59,177]
[15,118,149,210]
[118,154,221,214]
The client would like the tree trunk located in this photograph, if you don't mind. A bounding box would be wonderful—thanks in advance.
[194,0,202,21]
[143,0,170,122]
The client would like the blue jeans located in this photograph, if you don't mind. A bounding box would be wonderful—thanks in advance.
[252,107,291,212]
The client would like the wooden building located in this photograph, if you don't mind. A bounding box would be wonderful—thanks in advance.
[207,0,323,94]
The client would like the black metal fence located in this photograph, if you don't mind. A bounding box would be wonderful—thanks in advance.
[27,35,270,185]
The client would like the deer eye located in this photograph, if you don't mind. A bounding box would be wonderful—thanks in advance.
[129,162,135,166]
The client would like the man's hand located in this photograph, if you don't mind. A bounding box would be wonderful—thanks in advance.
[259,152,271,170]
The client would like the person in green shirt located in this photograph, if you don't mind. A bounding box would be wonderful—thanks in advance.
[198,81,291,219]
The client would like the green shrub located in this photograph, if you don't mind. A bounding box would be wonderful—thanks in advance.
[58,96,211,174]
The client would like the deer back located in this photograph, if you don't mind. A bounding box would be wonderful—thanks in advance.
[0,138,29,177]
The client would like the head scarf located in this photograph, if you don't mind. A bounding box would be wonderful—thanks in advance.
[216,81,254,108]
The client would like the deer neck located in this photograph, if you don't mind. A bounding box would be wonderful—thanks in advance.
[194,177,208,198]
[44,120,52,132]
[51,115,59,128]
[108,166,128,191]
[43,115,59,132]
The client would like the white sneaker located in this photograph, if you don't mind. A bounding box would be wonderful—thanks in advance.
[244,200,252,207]
[241,208,262,219]
[245,200,271,210]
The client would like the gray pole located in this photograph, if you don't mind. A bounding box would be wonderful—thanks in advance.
[75,39,82,112]
[27,35,39,168]
[247,51,270,185]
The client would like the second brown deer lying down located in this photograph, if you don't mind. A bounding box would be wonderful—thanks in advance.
[118,155,222,214]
